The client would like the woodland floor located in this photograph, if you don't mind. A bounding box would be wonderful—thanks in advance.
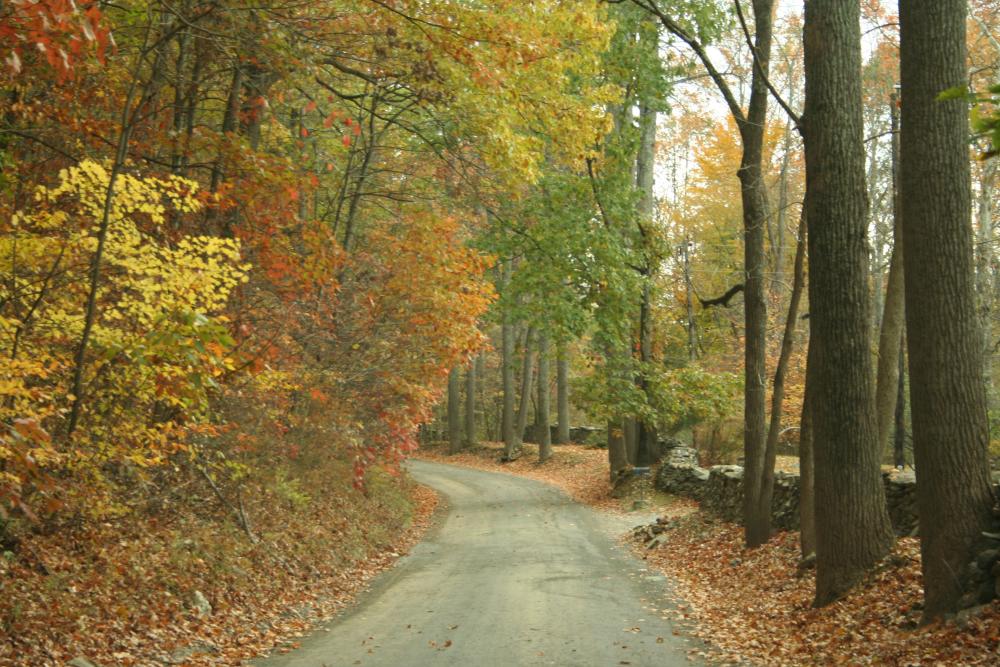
[0,467,438,667]
[415,440,1000,666]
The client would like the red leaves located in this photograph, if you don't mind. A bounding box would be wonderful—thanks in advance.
[1,0,112,76]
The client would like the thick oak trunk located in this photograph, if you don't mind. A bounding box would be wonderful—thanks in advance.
[803,0,894,606]
[899,0,995,620]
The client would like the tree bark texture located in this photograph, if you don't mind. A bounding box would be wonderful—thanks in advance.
[899,0,995,620]
[803,0,895,606]
[738,0,775,550]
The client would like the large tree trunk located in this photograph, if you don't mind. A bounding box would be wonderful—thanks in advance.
[899,0,995,620]
[537,333,552,461]
[737,0,775,550]
[465,362,476,448]
[447,366,462,454]
[555,344,570,444]
[875,91,906,457]
[803,0,895,606]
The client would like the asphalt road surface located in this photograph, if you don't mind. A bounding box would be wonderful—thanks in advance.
[256,459,704,667]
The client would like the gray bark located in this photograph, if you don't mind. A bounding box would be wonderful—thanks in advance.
[803,0,895,606]
[900,0,995,620]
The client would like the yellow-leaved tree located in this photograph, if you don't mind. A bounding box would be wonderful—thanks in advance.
[1,160,247,517]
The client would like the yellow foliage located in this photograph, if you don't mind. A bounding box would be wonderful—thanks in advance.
[1,161,247,516]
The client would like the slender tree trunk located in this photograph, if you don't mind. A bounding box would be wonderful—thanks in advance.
[501,265,516,458]
[448,367,462,454]
[683,234,698,359]
[799,339,816,558]
[899,0,995,620]
[556,344,570,444]
[803,0,895,606]
[875,91,906,458]
[763,211,807,524]
[893,341,907,469]
[537,333,552,461]
[515,327,536,449]
[738,0,775,550]
[465,361,476,448]
[976,158,997,396]
[636,101,658,466]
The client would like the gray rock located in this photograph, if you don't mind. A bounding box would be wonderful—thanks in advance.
[164,640,219,665]
[976,548,1000,571]
[977,580,997,605]
[191,590,212,617]
[956,604,992,629]
[67,658,101,667]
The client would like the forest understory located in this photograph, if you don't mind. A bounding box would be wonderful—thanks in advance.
[416,441,1000,666]
[0,464,438,667]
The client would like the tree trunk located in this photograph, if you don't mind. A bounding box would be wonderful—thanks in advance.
[501,265,517,459]
[537,333,552,461]
[875,91,906,457]
[515,327,536,449]
[763,211,807,528]
[737,0,775,550]
[556,344,570,444]
[608,419,628,485]
[465,361,476,448]
[893,342,907,469]
[635,100,658,466]
[899,0,995,620]
[799,339,816,558]
[448,366,462,454]
[624,418,638,465]
[976,158,997,396]
[803,0,895,606]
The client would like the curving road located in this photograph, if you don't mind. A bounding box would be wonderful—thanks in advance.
[256,459,704,667]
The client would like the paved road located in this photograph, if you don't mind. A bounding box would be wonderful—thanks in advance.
[256,460,704,667]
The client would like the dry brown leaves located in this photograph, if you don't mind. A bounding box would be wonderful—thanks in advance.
[0,477,438,667]
[414,441,628,511]
[638,519,1000,665]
